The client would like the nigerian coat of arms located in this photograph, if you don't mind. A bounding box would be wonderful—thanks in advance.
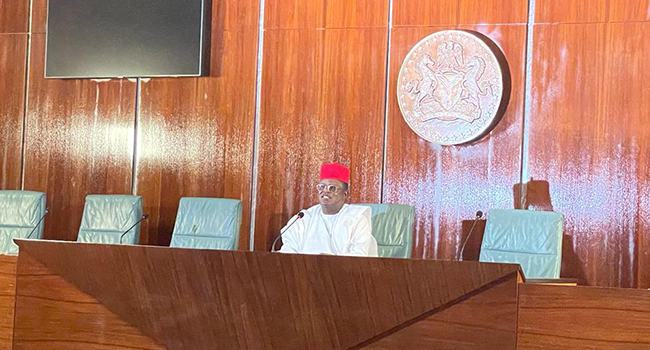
[397,30,509,145]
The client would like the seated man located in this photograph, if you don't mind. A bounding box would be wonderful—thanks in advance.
[279,163,378,257]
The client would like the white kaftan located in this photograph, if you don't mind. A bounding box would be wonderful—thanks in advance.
[278,204,378,257]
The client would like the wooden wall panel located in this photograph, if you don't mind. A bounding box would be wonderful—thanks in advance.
[31,0,46,34]
[321,28,386,195]
[254,28,387,251]
[325,0,389,28]
[254,29,323,250]
[266,0,388,29]
[526,22,649,287]
[384,25,526,259]
[0,0,648,289]
[136,0,259,247]
[0,0,29,33]
[459,0,528,24]
[393,0,528,26]
[602,22,650,288]
[136,29,258,247]
[535,0,608,23]
[211,0,259,30]
[23,35,136,241]
[265,0,326,29]
[609,0,650,22]
[0,34,27,190]
[518,284,650,349]
[392,0,457,26]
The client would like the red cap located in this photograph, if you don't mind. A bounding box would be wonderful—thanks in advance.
[319,163,350,184]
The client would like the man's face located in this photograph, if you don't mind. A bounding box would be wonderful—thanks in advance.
[316,179,348,206]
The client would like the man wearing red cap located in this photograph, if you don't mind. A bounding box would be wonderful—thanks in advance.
[278,163,378,257]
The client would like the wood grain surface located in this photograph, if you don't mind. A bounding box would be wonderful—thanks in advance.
[2,0,650,289]
[602,21,650,288]
[13,252,163,350]
[254,27,387,251]
[136,28,258,247]
[22,35,136,242]
[609,0,650,22]
[30,0,47,34]
[13,240,519,350]
[459,0,528,24]
[0,0,28,33]
[527,19,650,287]
[0,34,27,190]
[362,273,518,350]
[0,255,16,350]
[535,0,608,23]
[518,283,650,349]
[265,0,388,29]
[392,0,457,26]
[384,24,526,260]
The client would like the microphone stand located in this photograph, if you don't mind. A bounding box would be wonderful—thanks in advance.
[119,214,149,244]
[271,212,304,252]
[26,208,50,239]
[459,211,483,261]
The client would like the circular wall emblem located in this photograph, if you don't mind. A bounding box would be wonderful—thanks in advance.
[397,30,509,145]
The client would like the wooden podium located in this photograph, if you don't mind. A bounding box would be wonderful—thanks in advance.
[12,240,520,350]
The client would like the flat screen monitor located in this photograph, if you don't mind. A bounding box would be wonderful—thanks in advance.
[46,0,209,78]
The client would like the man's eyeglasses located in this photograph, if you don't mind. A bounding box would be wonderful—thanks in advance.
[316,184,342,193]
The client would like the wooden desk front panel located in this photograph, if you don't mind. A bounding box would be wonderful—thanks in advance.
[518,283,650,349]
[13,241,519,350]
[13,251,164,350]
[0,255,16,350]
[362,273,518,350]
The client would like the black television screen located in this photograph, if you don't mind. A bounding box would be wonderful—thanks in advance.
[46,0,209,78]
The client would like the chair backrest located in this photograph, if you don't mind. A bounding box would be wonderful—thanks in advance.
[479,209,564,279]
[77,195,143,245]
[170,197,242,250]
[360,203,414,258]
[0,191,47,255]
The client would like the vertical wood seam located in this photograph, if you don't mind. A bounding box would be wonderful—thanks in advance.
[19,0,35,190]
[15,0,34,339]
[249,0,266,251]
[519,0,536,208]
[131,75,141,251]
[131,78,140,197]
[380,0,394,203]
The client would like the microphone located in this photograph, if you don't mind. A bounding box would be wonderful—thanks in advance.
[271,211,304,252]
[459,210,483,261]
[26,208,50,239]
[119,214,149,244]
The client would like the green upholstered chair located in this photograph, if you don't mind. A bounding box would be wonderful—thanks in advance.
[170,197,242,250]
[0,190,47,255]
[76,195,143,245]
[479,209,564,279]
[361,203,414,258]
